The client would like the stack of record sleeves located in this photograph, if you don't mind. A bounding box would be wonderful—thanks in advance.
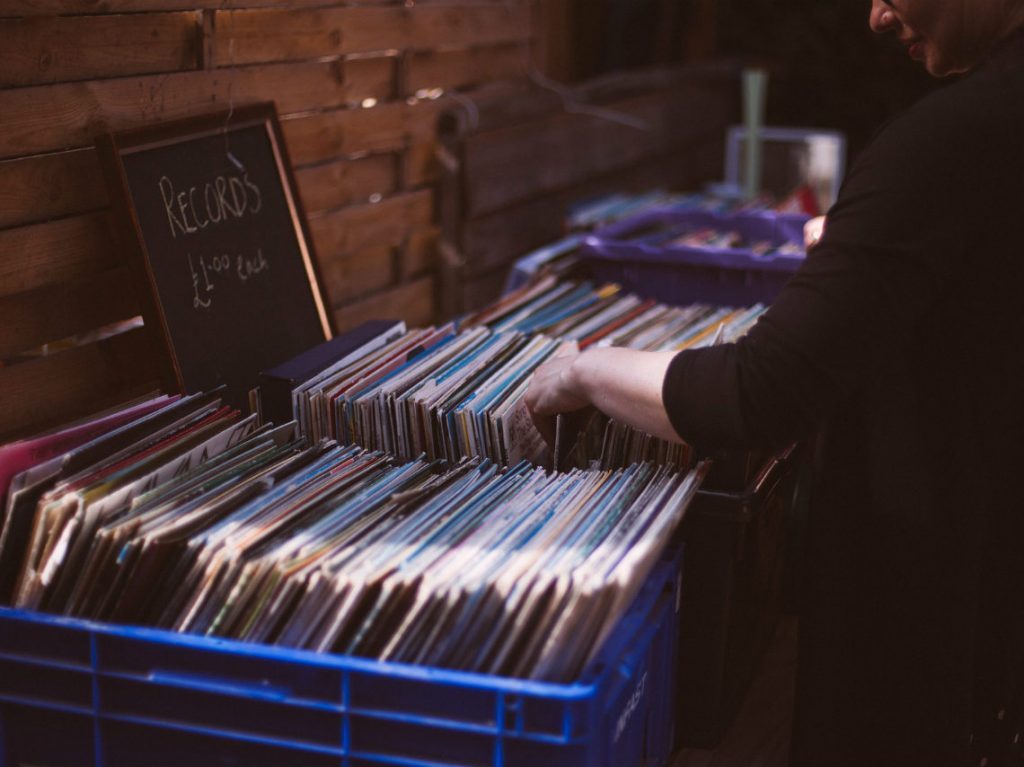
[462,277,766,470]
[290,275,765,470]
[0,271,765,682]
[459,276,766,349]
[0,391,703,682]
[294,323,569,467]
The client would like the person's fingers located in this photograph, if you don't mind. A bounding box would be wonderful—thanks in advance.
[530,359,565,385]
[525,369,562,417]
[804,216,826,248]
[526,357,573,411]
[552,343,580,360]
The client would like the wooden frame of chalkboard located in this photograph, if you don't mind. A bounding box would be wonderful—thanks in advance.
[97,102,334,409]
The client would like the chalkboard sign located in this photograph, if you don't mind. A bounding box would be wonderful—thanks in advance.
[98,103,333,409]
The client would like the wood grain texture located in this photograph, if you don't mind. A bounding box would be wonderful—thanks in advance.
[402,225,438,279]
[437,79,563,136]
[0,57,396,161]
[0,212,116,297]
[0,0,345,15]
[457,143,714,278]
[404,43,526,95]
[0,326,160,439]
[0,149,106,229]
[294,153,397,216]
[332,274,435,334]
[462,85,735,216]
[214,4,529,66]
[530,0,575,83]
[282,101,409,167]
[403,138,441,188]
[309,189,433,262]
[0,12,200,88]
[436,64,739,136]
[0,267,139,359]
[319,245,394,306]
[282,98,445,167]
[317,223,436,305]
[0,0,536,439]
[458,194,565,279]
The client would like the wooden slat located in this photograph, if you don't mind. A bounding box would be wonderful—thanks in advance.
[214,4,530,66]
[0,2,527,17]
[403,3,531,50]
[435,80,567,136]
[404,139,441,189]
[462,85,736,217]
[0,267,139,359]
[0,57,396,161]
[405,43,526,95]
[283,101,407,168]
[0,326,160,440]
[320,245,394,306]
[309,189,433,262]
[402,226,438,279]
[332,275,435,334]
[0,12,200,88]
[0,0,540,440]
[282,98,445,168]
[460,194,563,279]
[0,0,363,14]
[320,225,439,305]
[530,0,575,83]
[459,143,716,277]
[0,148,106,229]
[436,65,739,137]
[0,212,116,297]
[294,153,397,216]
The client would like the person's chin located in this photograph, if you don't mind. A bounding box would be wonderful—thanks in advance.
[922,55,949,77]
[923,48,973,77]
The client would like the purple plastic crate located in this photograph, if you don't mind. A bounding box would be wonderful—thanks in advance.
[581,208,809,306]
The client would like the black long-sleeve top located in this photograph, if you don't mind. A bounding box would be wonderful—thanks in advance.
[663,37,1024,767]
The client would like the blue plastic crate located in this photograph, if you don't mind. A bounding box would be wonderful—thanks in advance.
[581,208,809,306]
[0,552,682,767]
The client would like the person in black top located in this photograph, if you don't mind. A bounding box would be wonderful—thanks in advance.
[526,1,1024,764]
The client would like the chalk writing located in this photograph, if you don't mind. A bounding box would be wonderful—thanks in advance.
[188,248,270,311]
[159,172,263,239]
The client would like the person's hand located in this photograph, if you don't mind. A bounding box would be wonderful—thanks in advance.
[525,347,590,448]
[804,216,826,249]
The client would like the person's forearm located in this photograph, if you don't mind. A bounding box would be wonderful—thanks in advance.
[570,348,683,443]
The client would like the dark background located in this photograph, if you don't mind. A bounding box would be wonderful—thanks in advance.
[713,0,939,159]
[546,0,941,162]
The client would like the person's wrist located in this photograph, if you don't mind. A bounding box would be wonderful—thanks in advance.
[564,350,588,403]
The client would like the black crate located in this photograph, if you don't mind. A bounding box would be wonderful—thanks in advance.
[542,246,803,748]
[674,445,799,747]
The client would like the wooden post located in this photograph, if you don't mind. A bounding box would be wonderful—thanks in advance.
[530,0,575,82]
[200,9,216,70]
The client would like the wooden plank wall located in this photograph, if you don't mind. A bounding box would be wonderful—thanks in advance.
[0,0,531,438]
[438,65,741,316]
